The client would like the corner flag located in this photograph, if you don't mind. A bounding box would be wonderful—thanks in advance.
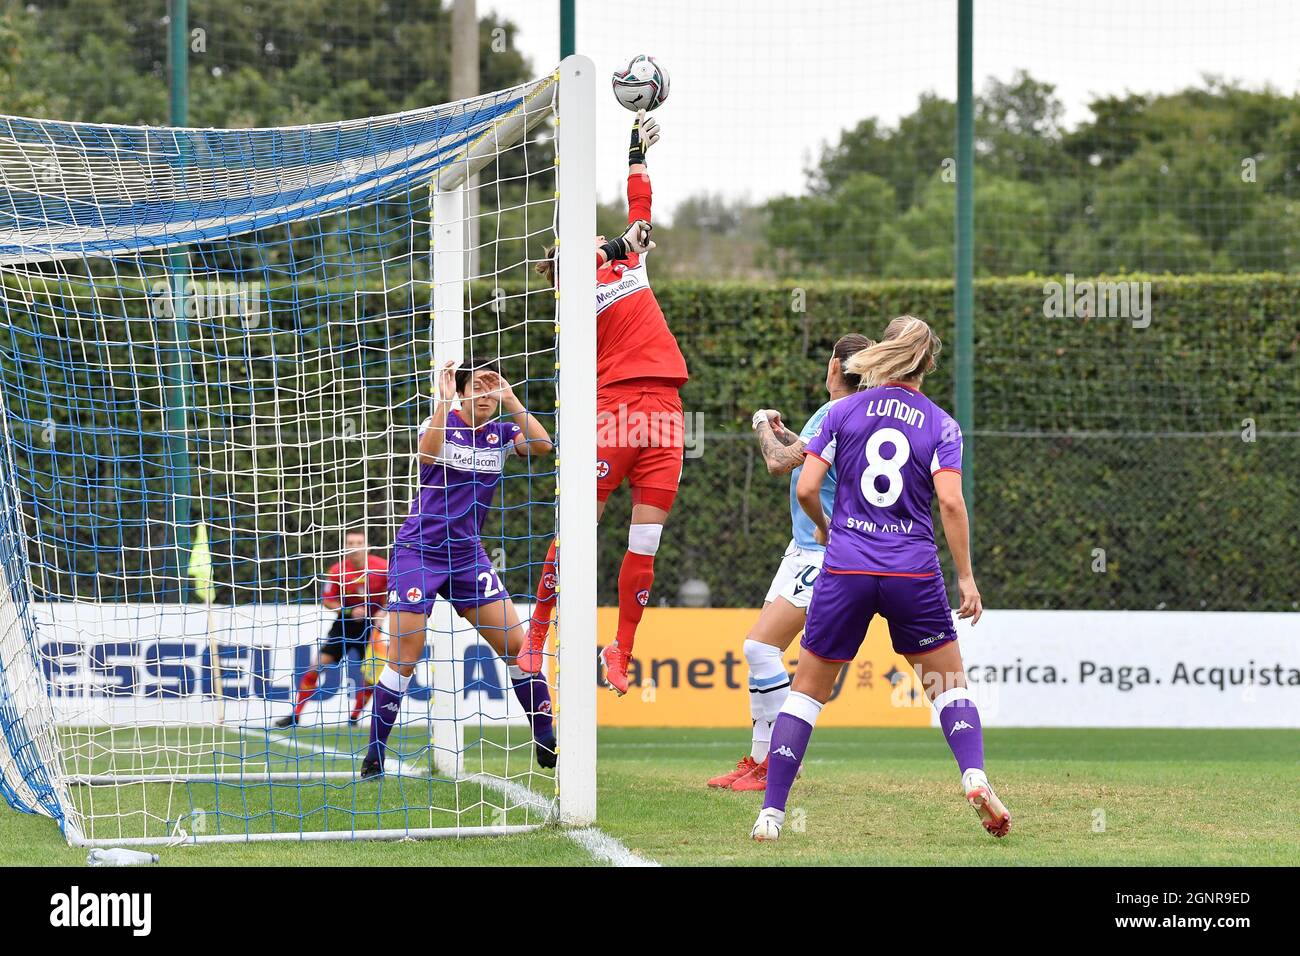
[188,523,216,603]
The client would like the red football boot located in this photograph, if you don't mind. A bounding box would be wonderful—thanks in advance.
[599,644,630,696]
[516,619,548,675]
[964,770,1012,838]
[707,755,758,789]
[730,755,769,792]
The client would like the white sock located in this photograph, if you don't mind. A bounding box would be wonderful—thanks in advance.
[744,640,768,761]
[744,639,790,760]
[377,665,412,695]
[780,690,824,727]
[751,719,773,762]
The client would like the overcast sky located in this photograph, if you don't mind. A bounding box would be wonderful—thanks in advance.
[484,0,1300,215]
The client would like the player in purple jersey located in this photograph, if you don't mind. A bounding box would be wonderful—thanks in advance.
[751,316,1011,842]
[705,333,873,792]
[361,361,555,778]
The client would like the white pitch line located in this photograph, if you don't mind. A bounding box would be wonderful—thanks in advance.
[464,772,557,821]
[564,826,661,867]
[464,772,660,867]
[234,725,363,766]
[235,725,425,775]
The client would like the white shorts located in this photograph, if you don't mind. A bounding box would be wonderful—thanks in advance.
[762,540,825,610]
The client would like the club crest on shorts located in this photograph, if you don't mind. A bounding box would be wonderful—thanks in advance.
[405,586,423,603]
[636,588,650,606]
[542,571,557,591]
[596,459,610,479]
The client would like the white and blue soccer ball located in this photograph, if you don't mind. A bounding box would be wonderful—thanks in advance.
[611,55,670,112]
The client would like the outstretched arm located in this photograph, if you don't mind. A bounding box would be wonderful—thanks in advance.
[594,111,662,269]
[627,111,659,223]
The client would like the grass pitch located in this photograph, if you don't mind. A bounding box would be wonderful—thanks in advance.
[1,728,1295,866]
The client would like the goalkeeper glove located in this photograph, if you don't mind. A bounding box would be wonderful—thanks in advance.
[600,220,655,262]
[629,110,660,166]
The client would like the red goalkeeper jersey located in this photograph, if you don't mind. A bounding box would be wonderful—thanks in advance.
[595,172,688,388]
[322,554,389,615]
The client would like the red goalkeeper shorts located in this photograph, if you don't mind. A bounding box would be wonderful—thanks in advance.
[596,378,684,512]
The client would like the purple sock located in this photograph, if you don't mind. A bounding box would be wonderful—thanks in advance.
[511,671,554,740]
[365,671,406,765]
[763,714,814,812]
[936,689,984,774]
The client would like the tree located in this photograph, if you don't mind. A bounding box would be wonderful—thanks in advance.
[1225,197,1300,272]
[810,94,956,214]
[765,173,896,277]
[8,0,532,127]
[881,176,1051,278]
[766,72,1300,279]
[977,71,1071,184]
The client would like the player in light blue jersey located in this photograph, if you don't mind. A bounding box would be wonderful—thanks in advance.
[751,317,1010,843]
[706,334,874,791]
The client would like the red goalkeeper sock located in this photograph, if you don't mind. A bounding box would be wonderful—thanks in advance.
[614,550,655,655]
[351,686,373,721]
[530,539,558,629]
[292,669,320,719]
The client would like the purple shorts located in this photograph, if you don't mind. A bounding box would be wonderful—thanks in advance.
[801,568,957,662]
[386,544,510,614]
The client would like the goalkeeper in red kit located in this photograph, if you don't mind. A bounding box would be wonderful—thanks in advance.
[525,109,686,695]
[275,528,388,727]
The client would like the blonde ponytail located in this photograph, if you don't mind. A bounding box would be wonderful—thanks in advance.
[845,315,941,388]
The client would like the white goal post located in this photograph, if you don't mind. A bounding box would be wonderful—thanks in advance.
[426,58,597,823]
[0,56,598,844]
[553,56,598,827]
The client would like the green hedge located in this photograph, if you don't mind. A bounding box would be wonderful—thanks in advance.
[616,275,1300,611]
[1,273,1296,610]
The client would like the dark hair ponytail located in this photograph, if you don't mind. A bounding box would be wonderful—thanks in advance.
[832,333,875,389]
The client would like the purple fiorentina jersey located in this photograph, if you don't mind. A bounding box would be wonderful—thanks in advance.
[394,409,521,561]
[804,383,962,575]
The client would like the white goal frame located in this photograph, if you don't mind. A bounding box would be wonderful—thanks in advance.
[0,56,598,845]
[428,55,597,827]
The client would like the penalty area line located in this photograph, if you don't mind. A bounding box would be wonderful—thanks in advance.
[236,728,659,866]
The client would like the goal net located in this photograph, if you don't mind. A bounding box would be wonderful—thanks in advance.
[0,58,597,846]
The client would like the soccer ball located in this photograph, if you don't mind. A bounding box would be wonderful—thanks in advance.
[611,55,670,112]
